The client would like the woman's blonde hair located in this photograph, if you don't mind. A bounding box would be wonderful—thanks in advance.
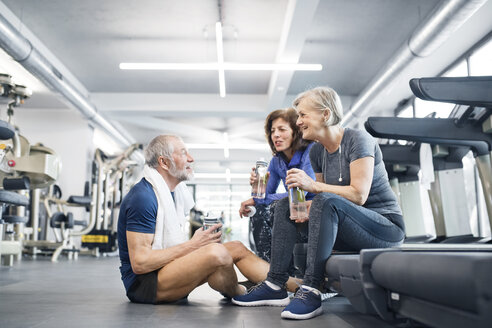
[293,86,343,126]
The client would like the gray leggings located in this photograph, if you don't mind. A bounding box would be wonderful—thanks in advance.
[267,193,405,288]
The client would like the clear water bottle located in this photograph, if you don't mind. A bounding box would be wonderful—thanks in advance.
[288,187,307,220]
[203,217,221,233]
[251,159,268,199]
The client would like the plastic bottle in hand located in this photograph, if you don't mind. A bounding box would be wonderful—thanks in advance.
[252,159,268,199]
[288,187,307,220]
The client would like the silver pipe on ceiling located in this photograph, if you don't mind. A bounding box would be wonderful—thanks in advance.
[0,13,134,148]
[342,0,488,127]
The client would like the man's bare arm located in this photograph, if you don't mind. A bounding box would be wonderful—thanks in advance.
[127,223,222,274]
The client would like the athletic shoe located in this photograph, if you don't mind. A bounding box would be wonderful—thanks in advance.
[321,292,338,301]
[232,281,290,307]
[281,286,323,320]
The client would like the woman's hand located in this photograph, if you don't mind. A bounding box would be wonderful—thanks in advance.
[286,168,317,193]
[239,198,255,218]
[249,167,257,186]
[291,200,311,223]
[249,167,270,186]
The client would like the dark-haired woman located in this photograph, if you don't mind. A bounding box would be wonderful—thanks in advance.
[239,108,315,262]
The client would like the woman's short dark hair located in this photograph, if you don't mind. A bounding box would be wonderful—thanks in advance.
[264,108,310,156]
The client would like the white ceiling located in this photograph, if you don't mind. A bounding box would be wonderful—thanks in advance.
[0,0,491,184]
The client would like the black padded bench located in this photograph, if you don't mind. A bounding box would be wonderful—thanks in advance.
[0,177,30,224]
[325,254,376,314]
[325,249,492,328]
[361,249,492,328]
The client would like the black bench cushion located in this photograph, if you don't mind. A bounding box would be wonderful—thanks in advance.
[2,215,28,224]
[3,177,30,190]
[370,251,492,313]
[0,190,29,206]
[326,254,361,281]
[0,120,15,140]
[67,196,91,206]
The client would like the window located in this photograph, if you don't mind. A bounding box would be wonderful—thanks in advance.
[443,60,468,77]
[414,97,455,118]
[469,39,492,76]
[194,184,250,245]
[396,104,413,118]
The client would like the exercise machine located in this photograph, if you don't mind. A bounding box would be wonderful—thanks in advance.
[325,76,492,328]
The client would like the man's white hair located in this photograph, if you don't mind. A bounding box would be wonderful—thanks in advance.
[144,135,183,169]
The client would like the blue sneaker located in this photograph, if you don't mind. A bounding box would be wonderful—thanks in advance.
[232,281,290,307]
[281,286,323,320]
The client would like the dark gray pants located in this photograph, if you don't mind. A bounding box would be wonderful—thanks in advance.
[250,203,274,262]
[266,193,405,288]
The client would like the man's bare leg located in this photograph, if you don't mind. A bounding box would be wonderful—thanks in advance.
[224,241,302,292]
[155,243,244,302]
[206,256,244,297]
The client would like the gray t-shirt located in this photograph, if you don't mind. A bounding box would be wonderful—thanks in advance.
[310,128,402,216]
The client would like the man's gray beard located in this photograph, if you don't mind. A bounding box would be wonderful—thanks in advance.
[169,161,193,182]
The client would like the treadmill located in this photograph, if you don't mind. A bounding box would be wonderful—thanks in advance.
[382,142,479,243]
[381,144,429,241]
[325,76,492,328]
[365,78,492,235]
[379,143,470,243]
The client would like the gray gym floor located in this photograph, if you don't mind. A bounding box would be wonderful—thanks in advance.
[0,256,401,328]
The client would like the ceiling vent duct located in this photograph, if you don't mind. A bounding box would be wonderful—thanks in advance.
[0,11,134,149]
[342,0,488,127]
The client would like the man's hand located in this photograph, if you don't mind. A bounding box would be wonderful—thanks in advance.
[190,223,222,247]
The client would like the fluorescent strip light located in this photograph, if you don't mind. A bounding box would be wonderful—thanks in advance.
[215,22,226,97]
[120,62,322,71]
[120,63,219,70]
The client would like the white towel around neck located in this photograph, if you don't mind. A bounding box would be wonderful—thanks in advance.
[143,165,195,249]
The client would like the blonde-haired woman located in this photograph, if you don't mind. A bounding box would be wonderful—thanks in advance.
[233,87,405,320]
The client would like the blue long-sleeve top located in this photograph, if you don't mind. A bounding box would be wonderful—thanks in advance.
[254,142,316,205]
